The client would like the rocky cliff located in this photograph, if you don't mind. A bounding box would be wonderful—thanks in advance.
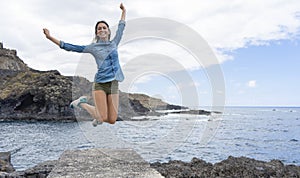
[0,42,28,71]
[0,43,189,121]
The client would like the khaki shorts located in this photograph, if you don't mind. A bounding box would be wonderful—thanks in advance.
[92,80,119,94]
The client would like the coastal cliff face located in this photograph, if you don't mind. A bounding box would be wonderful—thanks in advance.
[128,93,185,111]
[0,43,28,71]
[0,69,78,120]
[0,43,183,121]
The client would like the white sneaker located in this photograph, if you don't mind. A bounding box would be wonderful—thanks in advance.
[70,96,87,109]
[92,119,103,127]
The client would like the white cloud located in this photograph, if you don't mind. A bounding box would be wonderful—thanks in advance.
[198,91,208,95]
[0,0,299,76]
[238,90,245,94]
[247,80,257,88]
[131,74,155,84]
[126,0,300,62]
[119,38,203,72]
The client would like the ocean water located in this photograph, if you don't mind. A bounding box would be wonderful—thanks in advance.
[0,107,299,170]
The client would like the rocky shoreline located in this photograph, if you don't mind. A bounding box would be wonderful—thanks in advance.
[151,156,300,177]
[1,152,299,178]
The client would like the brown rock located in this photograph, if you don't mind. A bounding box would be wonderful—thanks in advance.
[0,152,15,173]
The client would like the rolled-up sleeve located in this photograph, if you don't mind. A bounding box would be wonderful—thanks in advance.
[60,41,86,53]
[112,20,126,46]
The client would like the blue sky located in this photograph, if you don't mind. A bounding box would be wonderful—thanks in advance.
[223,40,300,106]
[0,0,299,107]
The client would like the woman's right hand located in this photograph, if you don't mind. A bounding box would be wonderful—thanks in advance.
[43,28,50,38]
[42,28,60,46]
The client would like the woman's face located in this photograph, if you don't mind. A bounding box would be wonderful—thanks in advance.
[96,23,110,40]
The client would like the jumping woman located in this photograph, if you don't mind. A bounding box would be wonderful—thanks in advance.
[43,3,126,126]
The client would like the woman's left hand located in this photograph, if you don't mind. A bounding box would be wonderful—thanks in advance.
[120,3,126,11]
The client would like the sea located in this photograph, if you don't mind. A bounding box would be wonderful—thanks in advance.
[0,106,299,171]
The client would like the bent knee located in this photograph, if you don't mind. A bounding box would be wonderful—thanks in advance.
[98,116,116,124]
[107,120,116,124]
[107,116,117,124]
[95,114,107,123]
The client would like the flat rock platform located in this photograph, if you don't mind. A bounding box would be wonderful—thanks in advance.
[47,148,163,178]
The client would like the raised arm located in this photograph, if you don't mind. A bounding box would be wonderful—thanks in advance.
[120,3,126,21]
[43,28,60,46]
[43,28,87,53]
[112,3,126,45]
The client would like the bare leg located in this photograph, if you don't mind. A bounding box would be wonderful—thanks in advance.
[106,94,119,124]
[80,103,97,119]
[92,90,108,123]
[79,90,107,123]
[80,91,119,125]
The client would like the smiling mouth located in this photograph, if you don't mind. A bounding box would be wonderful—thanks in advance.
[99,32,106,36]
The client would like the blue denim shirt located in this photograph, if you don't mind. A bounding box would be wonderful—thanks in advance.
[59,20,125,83]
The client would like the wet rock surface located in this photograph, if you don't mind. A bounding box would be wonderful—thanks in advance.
[150,156,300,178]
[167,109,212,115]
